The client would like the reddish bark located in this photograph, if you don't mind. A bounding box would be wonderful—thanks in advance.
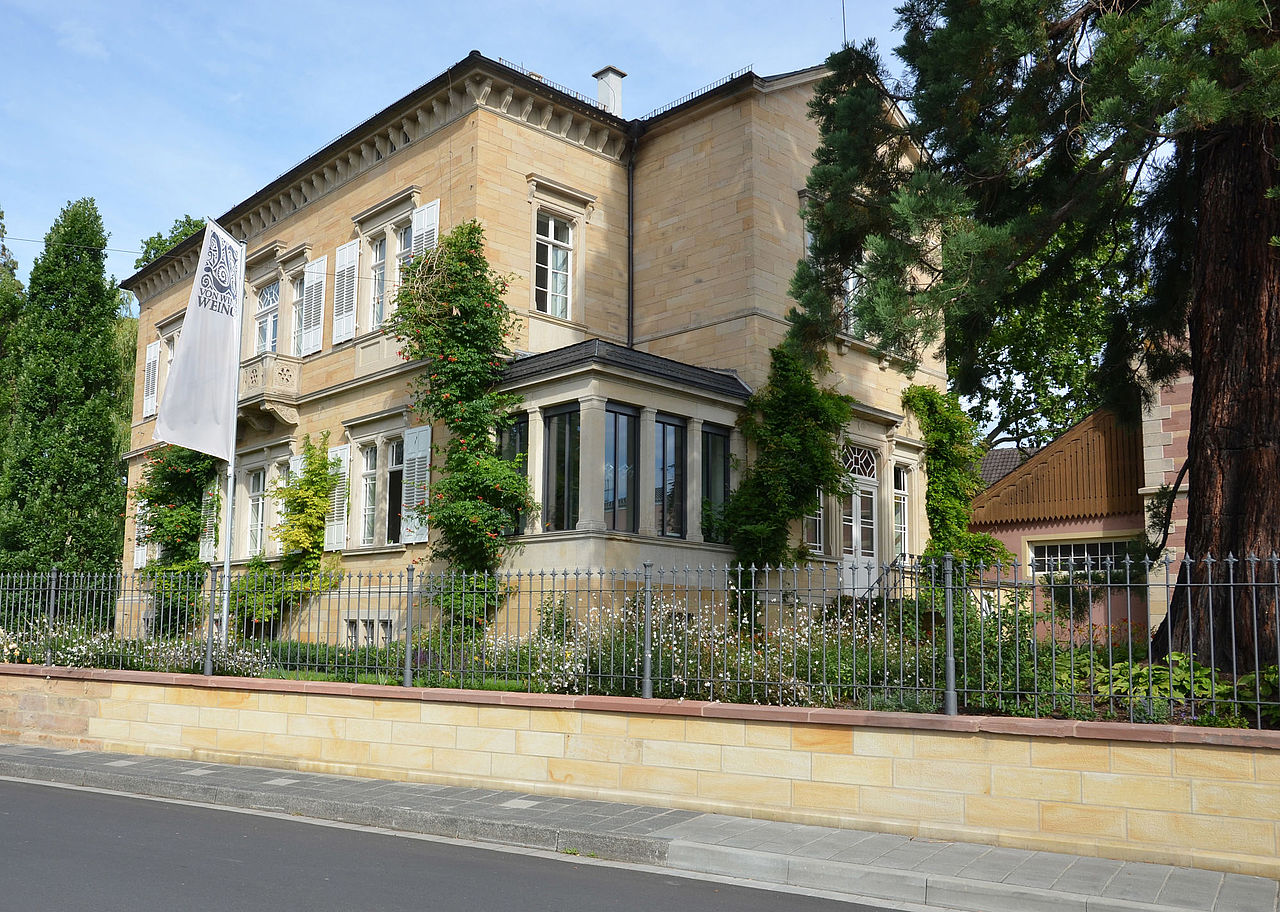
[1159,119,1280,671]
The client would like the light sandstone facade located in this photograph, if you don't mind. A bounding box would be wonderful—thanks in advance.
[121,52,945,583]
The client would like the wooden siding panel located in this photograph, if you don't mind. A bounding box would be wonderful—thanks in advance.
[971,411,1142,527]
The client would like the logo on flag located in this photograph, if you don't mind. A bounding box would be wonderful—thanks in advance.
[153,220,244,462]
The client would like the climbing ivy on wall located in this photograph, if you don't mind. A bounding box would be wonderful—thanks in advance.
[134,445,219,567]
[386,221,536,574]
[724,343,854,568]
[900,385,1011,567]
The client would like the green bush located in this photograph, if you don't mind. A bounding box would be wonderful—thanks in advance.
[141,561,208,636]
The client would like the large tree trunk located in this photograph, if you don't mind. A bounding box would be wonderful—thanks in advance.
[1156,119,1280,672]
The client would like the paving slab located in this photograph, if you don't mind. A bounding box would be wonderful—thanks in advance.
[0,741,1269,912]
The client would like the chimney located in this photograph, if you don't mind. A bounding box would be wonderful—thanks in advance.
[593,66,626,117]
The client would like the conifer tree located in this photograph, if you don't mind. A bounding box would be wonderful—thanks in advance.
[0,209,24,462]
[805,5,1280,669]
[0,199,127,571]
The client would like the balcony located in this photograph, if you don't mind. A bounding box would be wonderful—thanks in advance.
[239,352,301,427]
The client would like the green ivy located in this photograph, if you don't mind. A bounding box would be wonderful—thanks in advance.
[226,435,341,631]
[724,342,854,568]
[134,445,219,566]
[386,221,536,574]
[900,385,1012,568]
[271,432,340,576]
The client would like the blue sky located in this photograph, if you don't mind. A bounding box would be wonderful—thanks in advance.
[0,0,904,290]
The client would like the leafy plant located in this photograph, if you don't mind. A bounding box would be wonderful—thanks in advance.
[425,571,507,630]
[901,386,1013,568]
[141,559,208,637]
[1093,652,1218,701]
[135,445,219,565]
[724,342,854,569]
[386,221,536,573]
[272,433,340,575]
[1230,665,1280,726]
[135,215,204,270]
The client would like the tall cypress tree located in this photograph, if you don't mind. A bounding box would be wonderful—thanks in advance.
[0,199,127,571]
[0,208,24,459]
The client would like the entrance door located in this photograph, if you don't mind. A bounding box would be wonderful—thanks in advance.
[841,445,878,594]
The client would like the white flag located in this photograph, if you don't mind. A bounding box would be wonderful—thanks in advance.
[153,220,244,462]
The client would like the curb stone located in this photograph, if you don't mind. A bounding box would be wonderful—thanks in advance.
[0,745,1271,912]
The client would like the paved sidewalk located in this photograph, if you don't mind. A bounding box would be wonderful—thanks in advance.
[0,742,1273,912]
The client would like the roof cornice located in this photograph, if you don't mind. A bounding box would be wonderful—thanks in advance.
[123,51,632,298]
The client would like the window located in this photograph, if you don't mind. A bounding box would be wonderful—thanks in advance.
[393,201,440,286]
[386,438,404,545]
[701,425,731,544]
[410,201,440,258]
[198,479,219,563]
[805,215,862,337]
[133,499,150,570]
[401,426,431,544]
[298,258,330,358]
[804,490,824,554]
[535,211,571,319]
[142,340,160,417]
[346,617,393,648]
[654,415,685,538]
[360,445,377,546]
[604,406,637,533]
[544,406,580,532]
[145,325,182,418]
[290,274,306,355]
[247,468,266,554]
[396,223,414,282]
[498,414,528,535]
[323,443,350,551]
[1032,540,1130,575]
[893,465,910,557]
[369,236,387,327]
[842,445,877,562]
[352,191,437,330]
[839,269,862,337]
[333,240,358,344]
[255,281,280,354]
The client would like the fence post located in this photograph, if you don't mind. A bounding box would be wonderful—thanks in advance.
[642,560,654,699]
[203,566,218,677]
[403,565,415,688]
[45,566,59,666]
[943,553,958,716]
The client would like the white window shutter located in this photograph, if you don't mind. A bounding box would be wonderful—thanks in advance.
[133,499,149,570]
[142,341,160,417]
[400,425,432,544]
[198,482,218,563]
[410,200,439,258]
[301,256,327,356]
[324,444,350,551]
[288,453,305,481]
[332,241,358,344]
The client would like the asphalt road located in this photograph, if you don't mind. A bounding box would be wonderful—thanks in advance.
[0,780,903,912]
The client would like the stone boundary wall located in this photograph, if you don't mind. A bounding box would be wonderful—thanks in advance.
[1,664,1276,878]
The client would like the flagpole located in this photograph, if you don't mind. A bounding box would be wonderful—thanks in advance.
[216,238,248,653]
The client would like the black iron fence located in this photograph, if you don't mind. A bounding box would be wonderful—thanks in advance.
[0,555,1276,728]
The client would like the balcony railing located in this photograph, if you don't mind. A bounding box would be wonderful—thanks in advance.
[239,352,301,403]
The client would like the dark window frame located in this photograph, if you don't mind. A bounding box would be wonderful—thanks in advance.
[604,404,639,533]
[701,424,731,544]
[543,405,580,532]
[654,414,686,539]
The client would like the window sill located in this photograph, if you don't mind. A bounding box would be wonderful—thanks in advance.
[340,544,410,557]
[528,309,584,330]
